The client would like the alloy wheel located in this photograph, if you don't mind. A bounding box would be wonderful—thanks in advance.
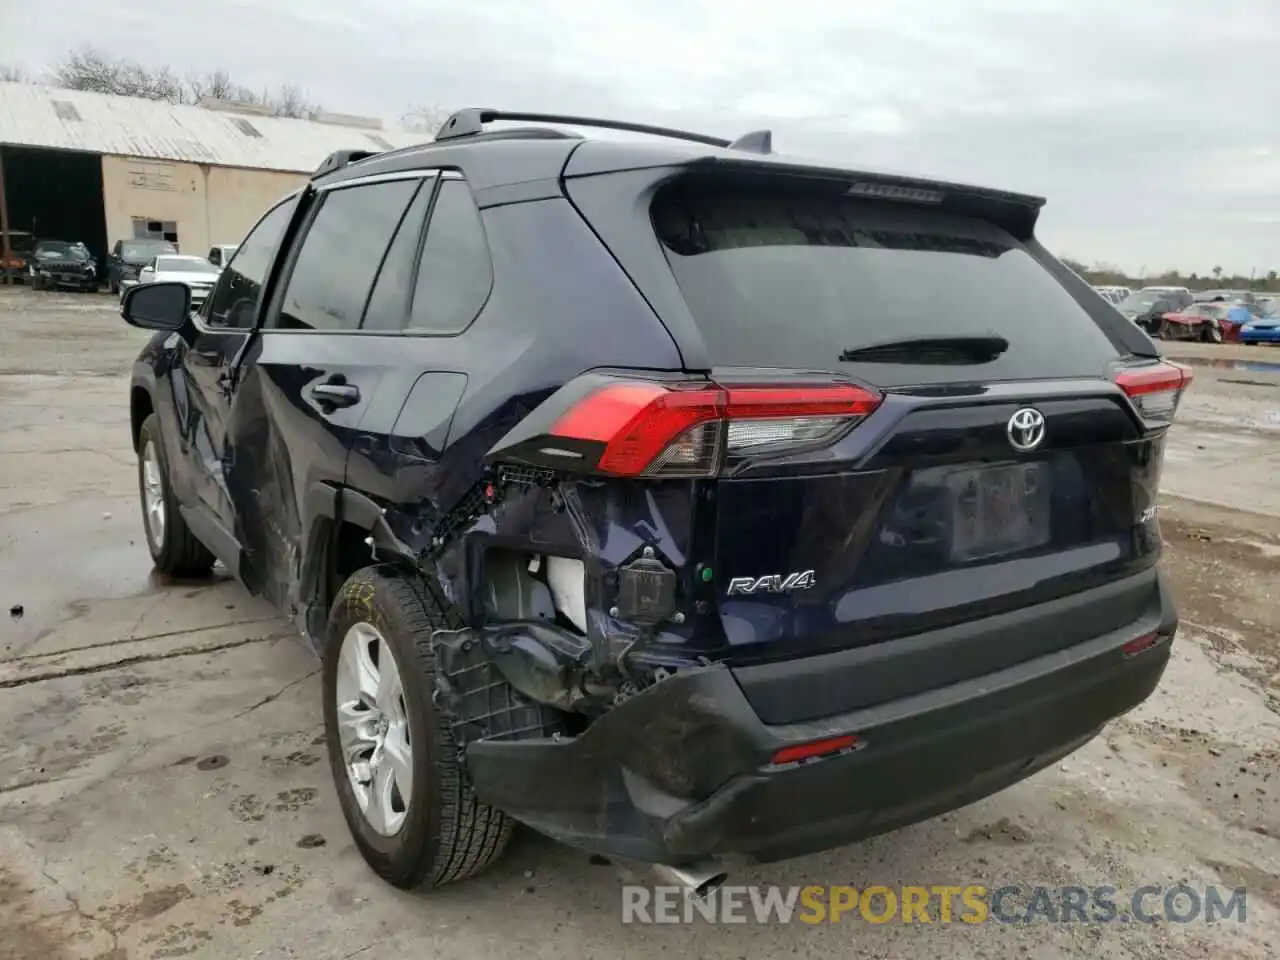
[140,439,166,550]
[335,622,414,837]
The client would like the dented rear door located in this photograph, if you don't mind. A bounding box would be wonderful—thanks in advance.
[225,175,430,608]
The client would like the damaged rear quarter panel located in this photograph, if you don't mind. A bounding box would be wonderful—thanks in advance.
[337,196,689,622]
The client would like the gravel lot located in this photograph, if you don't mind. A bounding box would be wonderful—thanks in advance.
[1,286,1279,959]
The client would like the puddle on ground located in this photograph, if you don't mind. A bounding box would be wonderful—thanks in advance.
[1177,408,1280,433]
[1176,356,1280,376]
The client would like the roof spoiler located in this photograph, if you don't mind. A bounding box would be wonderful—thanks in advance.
[676,156,1048,239]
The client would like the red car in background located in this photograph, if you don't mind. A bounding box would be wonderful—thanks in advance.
[1157,302,1246,342]
[1,230,33,280]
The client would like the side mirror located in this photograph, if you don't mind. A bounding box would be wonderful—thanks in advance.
[122,281,190,332]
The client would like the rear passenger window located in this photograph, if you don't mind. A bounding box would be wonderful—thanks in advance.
[272,179,420,332]
[362,177,436,331]
[407,179,493,334]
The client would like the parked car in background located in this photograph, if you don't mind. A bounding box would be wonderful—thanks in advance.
[1093,285,1131,305]
[108,239,179,295]
[27,239,99,291]
[207,244,239,270]
[1194,288,1256,305]
[1140,285,1193,302]
[1155,302,1247,342]
[1240,302,1280,344]
[1118,289,1190,334]
[131,255,221,309]
[1,230,34,281]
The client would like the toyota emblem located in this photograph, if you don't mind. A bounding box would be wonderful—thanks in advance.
[1007,407,1046,452]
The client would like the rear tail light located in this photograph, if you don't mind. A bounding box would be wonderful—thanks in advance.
[1122,631,1168,657]
[548,381,882,477]
[770,733,860,765]
[1115,361,1194,428]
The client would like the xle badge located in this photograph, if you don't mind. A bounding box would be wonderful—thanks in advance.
[726,570,817,596]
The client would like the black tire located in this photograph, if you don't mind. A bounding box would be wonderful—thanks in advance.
[136,414,216,576]
[324,567,515,890]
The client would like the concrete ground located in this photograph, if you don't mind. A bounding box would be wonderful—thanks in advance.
[1,286,1279,959]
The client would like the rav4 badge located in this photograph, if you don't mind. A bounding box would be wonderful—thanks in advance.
[726,570,817,596]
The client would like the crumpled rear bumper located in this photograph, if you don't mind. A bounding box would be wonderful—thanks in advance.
[463,615,1173,865]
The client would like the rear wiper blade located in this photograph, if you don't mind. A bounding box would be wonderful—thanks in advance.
[839,334,1010,365]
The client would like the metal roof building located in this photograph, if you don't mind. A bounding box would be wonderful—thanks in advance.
[0,82,428,281]
[0,81,424,173]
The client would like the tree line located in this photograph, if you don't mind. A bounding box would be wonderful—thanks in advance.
[1061,259,1278,293]
[0,47,446,132]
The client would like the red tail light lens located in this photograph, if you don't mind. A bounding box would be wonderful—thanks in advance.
[1121,631,1166,657]
[771,734,860,765]
[550,384,723,476]
[1115,361,1194,427]
[548,381,882,477]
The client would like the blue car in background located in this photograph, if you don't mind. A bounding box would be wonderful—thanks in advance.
[1240,303,1280,344]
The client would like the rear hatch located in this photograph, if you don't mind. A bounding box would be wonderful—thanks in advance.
[559,151,1188,719]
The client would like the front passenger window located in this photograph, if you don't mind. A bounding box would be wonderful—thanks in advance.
[271,179,421,332]
[205,196,299,329]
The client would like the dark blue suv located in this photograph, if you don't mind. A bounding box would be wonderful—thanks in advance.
[120,109,1192,896]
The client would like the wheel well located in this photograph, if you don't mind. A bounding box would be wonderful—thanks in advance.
[130,387,154,451]
[321,520,377,617]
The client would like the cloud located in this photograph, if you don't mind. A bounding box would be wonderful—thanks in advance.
[2,0,1276,273]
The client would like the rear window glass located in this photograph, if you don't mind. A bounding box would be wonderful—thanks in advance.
[651,183,1120,383]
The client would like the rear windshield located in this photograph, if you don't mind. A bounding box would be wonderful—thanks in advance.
[652,183,1122,382]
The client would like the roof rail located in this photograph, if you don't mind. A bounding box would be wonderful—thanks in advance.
[312,149,381,179]
[434,109,772,153]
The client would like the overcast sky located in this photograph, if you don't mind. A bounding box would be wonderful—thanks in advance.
[3,0,1277,275]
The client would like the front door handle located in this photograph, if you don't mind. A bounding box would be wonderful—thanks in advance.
[310,382,361,409]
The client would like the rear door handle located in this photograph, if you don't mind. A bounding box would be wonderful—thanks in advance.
[310,382,361,409]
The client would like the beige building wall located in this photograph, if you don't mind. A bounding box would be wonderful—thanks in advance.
[205,166,307,246]
[100,156,306,257]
